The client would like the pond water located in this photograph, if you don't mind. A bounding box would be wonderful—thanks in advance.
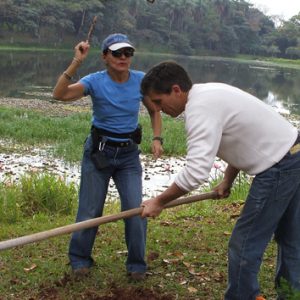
[0,138,226,199]
[0,50,300,115]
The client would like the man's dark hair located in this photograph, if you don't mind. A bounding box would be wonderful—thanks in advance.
[141,61,193,96]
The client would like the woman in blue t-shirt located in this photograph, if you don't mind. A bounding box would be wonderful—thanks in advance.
[53,33,163,281]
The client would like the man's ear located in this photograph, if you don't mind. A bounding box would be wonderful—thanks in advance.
[172,84,182,94]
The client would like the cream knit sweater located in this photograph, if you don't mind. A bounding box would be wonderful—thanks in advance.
[175,83,298,192]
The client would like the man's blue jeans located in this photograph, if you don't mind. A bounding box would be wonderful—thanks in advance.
[225,148,300,300]
[69,136,147,273]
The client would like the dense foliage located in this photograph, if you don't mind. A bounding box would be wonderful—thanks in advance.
[0,0,300,58]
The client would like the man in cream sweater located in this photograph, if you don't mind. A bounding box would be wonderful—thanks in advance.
[140,61,300,300]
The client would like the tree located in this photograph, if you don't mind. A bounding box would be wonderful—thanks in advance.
[0,0,298,59]
[286,47,300,59]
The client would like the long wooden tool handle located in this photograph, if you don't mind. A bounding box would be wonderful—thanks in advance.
[0,191,217,251]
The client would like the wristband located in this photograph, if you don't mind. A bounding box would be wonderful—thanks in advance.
[152,136,163,145]
[72,57,82,64]
[63,71,72,80]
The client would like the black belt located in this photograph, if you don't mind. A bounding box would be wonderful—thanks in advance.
[105,140,131,148]
[91,125,142,144]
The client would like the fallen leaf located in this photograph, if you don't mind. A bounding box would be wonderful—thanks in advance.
[160,221,174,226]
[147,251,159,261]
[230,214,240,219]
[10,278,20,285]
[116,250,128,255]
[173,250,184,259]
[24,263,37,272]
[163,258,180,265]
[183,261,191,268]
[183,261,202,276]
[188,286,198,293]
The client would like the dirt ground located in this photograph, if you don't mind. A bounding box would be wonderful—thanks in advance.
[35,273,175,300]
[0,97,92,117]
[37,287,174,300]
[0,96,148,118]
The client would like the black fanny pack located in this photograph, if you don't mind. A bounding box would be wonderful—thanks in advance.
[91,125,142,146]
[90,125,142,170]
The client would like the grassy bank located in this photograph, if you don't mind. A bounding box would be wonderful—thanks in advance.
[1,45,299,70]
[0,174,281,300]
[236,54,300,69]
[0,106,187,162]
[0,105,296,299]
[183,53,300,70]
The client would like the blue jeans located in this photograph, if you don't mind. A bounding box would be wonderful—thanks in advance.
[225,148,300,300]
[69,135,147,273]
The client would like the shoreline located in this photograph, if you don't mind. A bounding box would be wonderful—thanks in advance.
[0,139,218,200]
[0,137,228,200]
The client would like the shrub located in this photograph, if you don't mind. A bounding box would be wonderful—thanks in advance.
[0,182,22,223]
[0,173,78,223]
[19,172,78,217]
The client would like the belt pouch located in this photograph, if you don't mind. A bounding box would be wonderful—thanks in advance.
[133,124,142,144]
[90,127,110,170]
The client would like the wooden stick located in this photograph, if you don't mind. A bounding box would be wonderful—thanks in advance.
[79,16,97,52]
[0,191,217,251]
[86,16,98,43]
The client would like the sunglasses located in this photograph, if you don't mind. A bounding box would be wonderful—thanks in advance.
[109,48,134,58]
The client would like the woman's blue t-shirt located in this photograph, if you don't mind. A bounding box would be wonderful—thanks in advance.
[80,69,144,133]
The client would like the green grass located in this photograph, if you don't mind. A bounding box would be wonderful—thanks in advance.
[0,192,279,299]
[0,105,292,299]
[0,45,68,52]
[0,107,91,162]
[236,54,300,69]
[0,174,281,299]
[1,44,299,67]
[0,106,187,162]
[0,173,77,223]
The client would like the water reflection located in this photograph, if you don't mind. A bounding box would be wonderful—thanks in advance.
[176,57,300,116]
[0,50,300,115]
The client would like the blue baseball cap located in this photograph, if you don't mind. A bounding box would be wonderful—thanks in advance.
[101,33,135,52]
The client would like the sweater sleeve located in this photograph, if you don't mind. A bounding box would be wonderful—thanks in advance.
[174,109,222,192]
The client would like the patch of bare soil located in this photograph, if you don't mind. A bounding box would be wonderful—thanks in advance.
[79,286,174,300]
[0,96,149,117]
[36,287,174,300]
[0,97,91,117]
[29,272,175,300]
[35,275,175,300]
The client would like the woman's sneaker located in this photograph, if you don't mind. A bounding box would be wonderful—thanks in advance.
[127,272,146,281]
[72,267,90,278]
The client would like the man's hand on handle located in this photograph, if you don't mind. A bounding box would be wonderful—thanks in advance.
[141,182,187,218]
[141,197,164,218]
[212,180,232,199]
